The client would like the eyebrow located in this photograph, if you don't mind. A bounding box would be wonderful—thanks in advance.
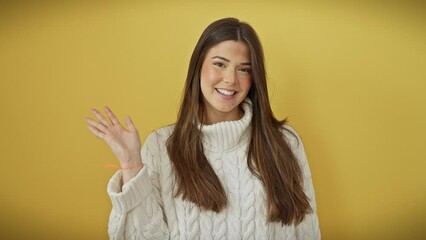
[211,56,251,65]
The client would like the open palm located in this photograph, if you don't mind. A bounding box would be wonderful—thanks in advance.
[85,106,141,165]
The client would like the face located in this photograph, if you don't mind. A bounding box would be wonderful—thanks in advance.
[200,40,252,124]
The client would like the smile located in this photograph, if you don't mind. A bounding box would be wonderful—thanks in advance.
[216,88,236,96]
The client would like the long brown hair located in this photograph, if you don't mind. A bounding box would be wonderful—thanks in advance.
[166,18,312,225]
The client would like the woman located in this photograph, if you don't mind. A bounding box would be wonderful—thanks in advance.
[86,17,320,239]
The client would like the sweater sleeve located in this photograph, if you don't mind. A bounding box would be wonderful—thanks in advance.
[107,131,170,240]
[283,125,321,240]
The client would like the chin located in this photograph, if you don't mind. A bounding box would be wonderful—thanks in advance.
[215,105,235,113]
[219,108,235,113]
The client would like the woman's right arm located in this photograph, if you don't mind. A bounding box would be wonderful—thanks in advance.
[107,140,170,239]
[85,107,169,239]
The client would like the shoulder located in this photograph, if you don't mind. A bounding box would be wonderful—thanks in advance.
[280,124,311,172]
[142,125,175,153]
[279,124,302,150]
[144,125,175,143]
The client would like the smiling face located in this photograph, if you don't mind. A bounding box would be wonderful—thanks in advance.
[200,40,252,124]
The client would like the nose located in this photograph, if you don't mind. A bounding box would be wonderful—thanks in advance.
[223,69,237,85]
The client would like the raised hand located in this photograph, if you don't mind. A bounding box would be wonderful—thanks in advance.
[85,106,142,169]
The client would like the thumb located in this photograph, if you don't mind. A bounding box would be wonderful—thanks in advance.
[124,115,137,132]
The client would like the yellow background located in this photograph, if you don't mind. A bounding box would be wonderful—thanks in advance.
[1,1,425,239]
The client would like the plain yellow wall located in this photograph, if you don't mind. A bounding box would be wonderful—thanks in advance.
[1,1,425,239]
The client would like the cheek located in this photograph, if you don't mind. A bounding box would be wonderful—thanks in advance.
[201,66,222,84]
[200,68,218,94]
[240,77,252,91]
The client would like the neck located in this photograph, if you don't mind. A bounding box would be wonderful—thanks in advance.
[203,105,244,125]
[199,98,253,151]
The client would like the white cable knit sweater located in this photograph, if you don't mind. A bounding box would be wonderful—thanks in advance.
[107,100,320,240]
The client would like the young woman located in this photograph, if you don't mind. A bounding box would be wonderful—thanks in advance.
[86,18,320,240]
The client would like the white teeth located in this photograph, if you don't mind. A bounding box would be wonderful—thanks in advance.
[217,88,235,96]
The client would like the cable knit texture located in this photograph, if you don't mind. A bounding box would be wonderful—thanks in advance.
[107,99,321,239]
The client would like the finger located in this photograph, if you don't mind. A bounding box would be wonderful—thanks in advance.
[87,125,106,140]
[124,115,137,132]
[104,106,121,126]
[85,117,109,133]
[90,108,111,127]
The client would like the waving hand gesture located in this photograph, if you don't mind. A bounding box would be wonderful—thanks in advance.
[85,107,143,175]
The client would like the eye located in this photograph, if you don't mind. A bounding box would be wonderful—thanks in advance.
[213,62,225,68]
[239,67,251,73]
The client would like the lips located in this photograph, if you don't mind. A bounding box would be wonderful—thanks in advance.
[216,88,236,96]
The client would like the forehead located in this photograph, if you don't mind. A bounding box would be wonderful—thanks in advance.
[205,40,250,60]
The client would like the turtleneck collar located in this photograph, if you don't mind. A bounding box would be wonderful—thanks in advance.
[199,98,252,152]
